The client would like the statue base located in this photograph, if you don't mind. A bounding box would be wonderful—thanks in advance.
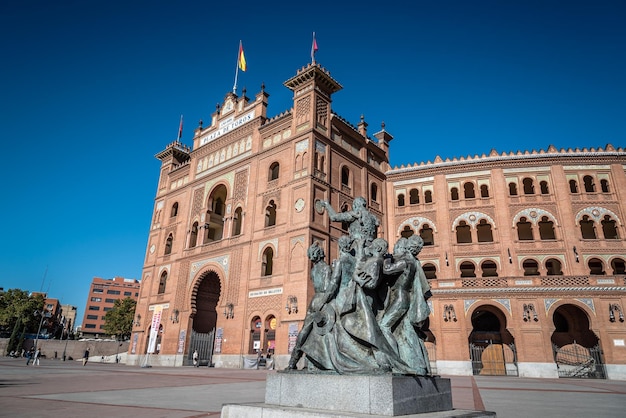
[221,372,497,417]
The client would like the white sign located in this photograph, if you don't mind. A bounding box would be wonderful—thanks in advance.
[249,288,283,298]
[200,110,255,146]
[614,339,625,347]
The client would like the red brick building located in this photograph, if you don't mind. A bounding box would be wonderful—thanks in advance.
[81,277,140,338]
[128,60,626,380]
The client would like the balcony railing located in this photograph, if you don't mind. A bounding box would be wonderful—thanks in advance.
[431,275,626,291]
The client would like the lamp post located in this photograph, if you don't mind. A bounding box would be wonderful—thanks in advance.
[33,309,50,350]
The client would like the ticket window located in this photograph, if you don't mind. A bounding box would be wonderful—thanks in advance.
[250,317,262,354]
[265,316,276,355]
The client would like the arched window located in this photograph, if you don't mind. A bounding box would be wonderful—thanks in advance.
[588,258,605,275]
[213,197,224,216]
[315,152,326,172]
[232,207,243,236]
[600,179,610,193]
[265,200,277,227]
[480,184,489,198]
[158,271,167,294]
[522,178,535,195]
[456,220,472,243]
[569,179,579,193]
[523,259,539,276]
[409,188,419,204]
[268,162,280,181]
[189,222,199,248]
[460,261,476,278]
[583,175,595,192]
[171,202,179,217]
[419,224,434,245]
[341,166,350,187]
[262,247,274,276]
[397,194,405,207]
[424,190,433,203]
[206,185,227,241]
[509,182,518,196]
[464,182,475,199]
[538,216,556,240]
[371,183,378,202]
[540,181,549,194]
[476,219,493,242]
[546,258,563,275]
[450,187,459,201]
[164,234,173,255]
[423,263,437,279]
[611,258,626,275]
[400,225,414,238]
[481,260,498,277]
[516,217,534,240]
[601,215,619,239]
[579,215,597,239]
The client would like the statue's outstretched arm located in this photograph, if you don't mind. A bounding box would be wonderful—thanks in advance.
[322,200,357,222]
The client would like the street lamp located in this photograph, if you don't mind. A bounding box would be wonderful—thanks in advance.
[33,309,50,350]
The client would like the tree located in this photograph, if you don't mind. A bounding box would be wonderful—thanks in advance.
[0,289,44,335]
[103,297,136,340]
[0,289,45,354]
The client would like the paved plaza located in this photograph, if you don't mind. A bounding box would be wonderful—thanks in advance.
[1,356,625,417]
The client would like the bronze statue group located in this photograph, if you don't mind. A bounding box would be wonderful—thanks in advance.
[287,197,432,375]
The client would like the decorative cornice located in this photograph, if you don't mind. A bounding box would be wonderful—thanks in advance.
[283,63,343,94]
[388,145,625,175]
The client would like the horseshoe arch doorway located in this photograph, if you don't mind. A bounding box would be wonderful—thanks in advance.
[187,270,221,366]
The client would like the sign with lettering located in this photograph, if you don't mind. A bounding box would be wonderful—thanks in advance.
[249,287,283,298]
[200,110,255,146]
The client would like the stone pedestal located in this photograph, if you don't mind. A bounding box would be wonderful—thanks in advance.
[267,373,452,415]
[221,372,497,417]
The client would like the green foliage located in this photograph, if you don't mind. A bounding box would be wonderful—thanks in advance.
[0,289,45,336]
[103,297,136,340]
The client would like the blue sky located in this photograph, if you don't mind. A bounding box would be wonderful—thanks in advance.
[1,1,624,326]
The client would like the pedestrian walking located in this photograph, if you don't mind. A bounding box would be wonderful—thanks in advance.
[25,348,34,365]
[193,350,199,367]
[83,348,90,366]
[33,348,41,366]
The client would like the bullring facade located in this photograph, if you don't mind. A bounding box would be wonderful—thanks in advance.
[127,61,626,380]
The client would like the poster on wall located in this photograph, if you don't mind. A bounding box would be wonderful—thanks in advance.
[288,323,299,353]
[214,328,223,353]
[177,329,186,354]
[131,333,138,354]
[147,305,163,354]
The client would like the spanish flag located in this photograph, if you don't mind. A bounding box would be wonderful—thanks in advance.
[238,41,247,72]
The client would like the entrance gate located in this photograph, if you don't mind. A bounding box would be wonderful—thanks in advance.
[470,342,518,376]
[185,329,215,366]
[553,342,606,379]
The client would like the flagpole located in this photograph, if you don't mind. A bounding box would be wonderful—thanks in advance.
[233,41,241,94]
[311,32,316,64]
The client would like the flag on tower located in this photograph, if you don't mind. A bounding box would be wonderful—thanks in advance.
[311,32,318,63]
[177,115,183,140]
[238,41,247,72]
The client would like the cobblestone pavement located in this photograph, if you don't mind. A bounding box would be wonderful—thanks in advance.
[1,357,624,417]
